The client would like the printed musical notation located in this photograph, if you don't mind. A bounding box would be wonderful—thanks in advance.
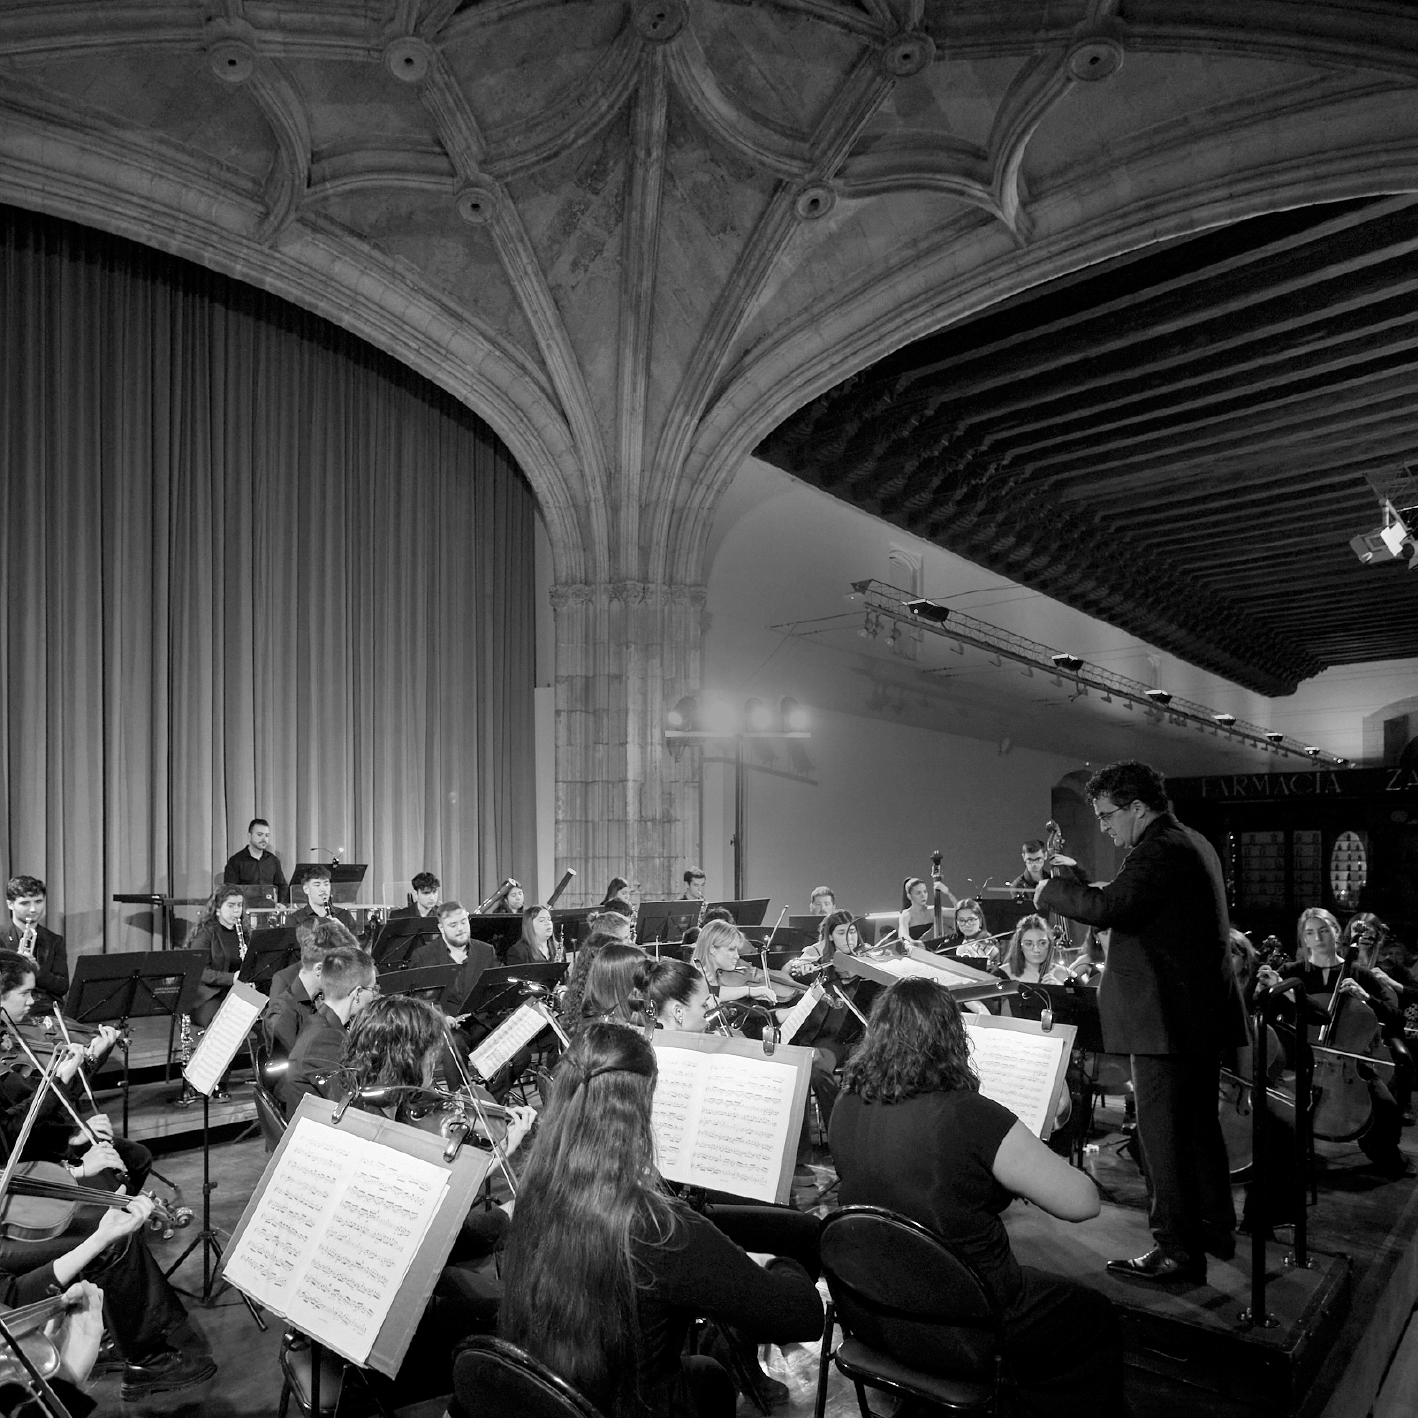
[962,1019,1070,1138]
[470,1001,548,1080]
[184,982,265,1097]
[223,1117,449,1364]
[650,1041,800,1204]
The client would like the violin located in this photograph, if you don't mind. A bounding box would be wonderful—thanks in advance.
[0,1289,85,1389]
[0,1161,187,1243]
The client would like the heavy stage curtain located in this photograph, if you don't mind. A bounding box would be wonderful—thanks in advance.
[0,205,537,954]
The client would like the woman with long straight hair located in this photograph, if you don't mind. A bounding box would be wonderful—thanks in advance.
[830,978,1125,1418]
[503,903,555,965]
[498,1024,823,1418]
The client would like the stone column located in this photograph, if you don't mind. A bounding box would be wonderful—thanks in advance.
[552,579,705,906]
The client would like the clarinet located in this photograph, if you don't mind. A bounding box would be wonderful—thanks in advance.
[236,914,249,962]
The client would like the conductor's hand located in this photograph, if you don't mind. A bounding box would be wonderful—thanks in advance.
[75,1140,124,1178]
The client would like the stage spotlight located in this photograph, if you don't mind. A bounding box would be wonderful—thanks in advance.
[745,697,773,733]
[666,696,699,731]
[903,598,951,625]
[1213,714,1236,727]
[1052,654,1084,672]
[780,697,809,733]
[1265,732,1285,744]
[1305,746,1320,757]
[1145,689,1172,706]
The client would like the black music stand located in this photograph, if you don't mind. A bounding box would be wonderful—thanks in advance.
[289,862,367,905]
[705,898,770,927]
[237,928,299,994]
[637,899,701,943]
[740,925,814,956]
[459,962,567,1036]
[377,964,459,1005]
[65,951,206,1136]
[111,892,175,952]
[464,915,525,958]
[372,916,441,969]
[549,907,593,950]
[787,914,822,934]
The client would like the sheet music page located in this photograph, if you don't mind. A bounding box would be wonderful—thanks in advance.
[778,981,825,1042]
[963,1020,1068,1137]
[651,1044,800,1204]
[875,956,954,982]
[469,1001,548,1079]
[223,1117,449,1364]
[184,982,265,1096]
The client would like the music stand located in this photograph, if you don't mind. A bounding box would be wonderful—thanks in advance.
[237,928,299,993]
[65,951,206,1136]
[289,862,367,905]
[371,915,441,969]
[636,899,700,943]
[377,965,459,1006]
[705,898,770,927]
[740,926,813,955]
[231,885,278,910]
[787,914,822,934]
[459,963,567,1036]
[112,892,176,952]
[549,908,592,952]
[464,915,525,958]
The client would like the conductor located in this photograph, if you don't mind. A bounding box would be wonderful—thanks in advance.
[1035,760,1235,1284]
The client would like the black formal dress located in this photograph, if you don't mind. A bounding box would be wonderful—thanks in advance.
[3,923,70,1007]
[222,848,286,889]
[830,1088,1124,1418]
[1038,810,1238,1265]
[187,918,242,1028]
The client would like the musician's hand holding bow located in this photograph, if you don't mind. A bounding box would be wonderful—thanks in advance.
[48,1281,105,1390]
[55,1042,89,1085]
[86,1024,122,1062]
[72,1138,124,1178]
[502,1104,538,1155]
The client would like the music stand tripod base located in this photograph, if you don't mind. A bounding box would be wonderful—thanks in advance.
[163,1089,267,1332]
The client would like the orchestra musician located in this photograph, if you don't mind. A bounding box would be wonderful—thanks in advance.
[262,917,334,1056]
[897,877,938,942]
[785,908,863,978]
[1256,907,1410,1178]
[940,898,996,963]
[690,921,777,1008]
[186,883,250,1100]
[4,874,70,1010]
[681,867,708,902]
[494,881,526,915]
[502,903,555,966]
[390,871,441,918]
[277,945,378,1118]
[0,951,219,1401]
[495,1024,824,1418]
[574,944,649,1033]
[561,916,637,1022]
[1035,760,1238,1284]
[829,978,1124,1418]
[996,915,1068,986]
[289,864,357,933]
[807,886,835,916]
[222,817,286,890]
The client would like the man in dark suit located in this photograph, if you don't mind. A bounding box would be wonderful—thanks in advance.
[222,818,287,890]
[279,944,377,1118]
[389,871,440,919]
[409,902,496,1021]
[1037,760,1236,1284]
[4,875,70,1009]
[289,865,357,934]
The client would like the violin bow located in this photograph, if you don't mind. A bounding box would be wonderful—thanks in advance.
[1,1020,106,1154]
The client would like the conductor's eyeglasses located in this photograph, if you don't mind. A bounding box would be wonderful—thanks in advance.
[1094,803,1133,826]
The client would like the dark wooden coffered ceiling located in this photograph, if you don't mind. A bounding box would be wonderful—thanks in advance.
[757,194,1418,698]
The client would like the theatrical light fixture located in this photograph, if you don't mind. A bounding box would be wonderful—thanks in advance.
[780,697,809,733]
[1051,654,1084,672]
[1145,689,1173,706]
[1350,471,1418,568]
[1213,714,1237,727]
[666,696,699,731]
[1305,746,1321,757]
[903,597,952,625]
[1266,732,1285,744]
[745,697,774,733]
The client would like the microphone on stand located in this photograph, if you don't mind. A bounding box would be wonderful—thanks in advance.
[311,846,343,865]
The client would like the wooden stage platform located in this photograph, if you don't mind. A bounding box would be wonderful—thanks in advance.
[1007,1203,1350,1414]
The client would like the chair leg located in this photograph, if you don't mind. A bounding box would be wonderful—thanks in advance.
[852,1377,873,1418]
[277,1380,292,1418]
[813,1302,834,1418]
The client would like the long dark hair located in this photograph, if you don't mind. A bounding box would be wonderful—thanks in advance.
[841,977,977,1103]
[816,908,857,956]
[1001,914,1059,980]
[633,957,701,1021]
[515,903,552,958]
[499,1024,674,1417]
[579,944,648,1027]
[202,883,245,927]
[341,995,443,1088]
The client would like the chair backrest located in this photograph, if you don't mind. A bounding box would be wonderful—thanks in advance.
[820,1206,1004,1379]
[251,1081,288,1152]
[451,1336,608,1418]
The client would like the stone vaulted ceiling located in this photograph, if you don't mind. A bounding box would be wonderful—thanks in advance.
[4,0,1418,692]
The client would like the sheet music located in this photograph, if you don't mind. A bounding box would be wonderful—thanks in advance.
[874,956,954,982]
[651,1044,799,1203]
[963,1018,1069,1138]
[469,1001,548,1079]
[183,982,265,1096]
[223,1117,449,1365]
[777,981,825,1043]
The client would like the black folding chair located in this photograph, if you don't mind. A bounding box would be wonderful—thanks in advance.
[815,1205,1007,1418]
[450,1335,608,1418]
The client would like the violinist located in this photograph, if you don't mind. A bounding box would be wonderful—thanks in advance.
[997,916,1068,986]
[691,922,777,1008]
[639,957,714,1034]
[574,945,649,1034]
[321,995,536,1409]
[277,945,378,1118]
[3,877,68,1013]
[496,1025,823,1418]
[1257,908,1409,1178]
[941,898,998,964]
[0,1279,104,1416]
[502,904,555,966]
[785,909,862,979]
[560,919,636,1025]
[0,952,145,1194]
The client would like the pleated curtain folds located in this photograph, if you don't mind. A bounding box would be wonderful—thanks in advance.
[0,205,538,955]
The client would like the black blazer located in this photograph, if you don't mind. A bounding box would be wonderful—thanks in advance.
[279,1004,348,1117]
[3,925,69,1005]
[408,937,496,1015]
[189,918,242,1010]
[1037,812,1233,1056]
